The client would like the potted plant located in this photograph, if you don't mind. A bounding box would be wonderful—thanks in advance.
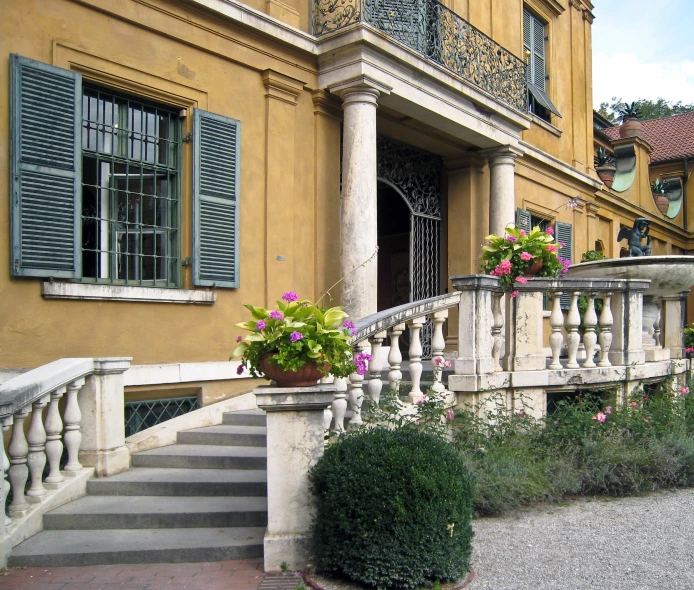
[479,225,571,297]
[594,147,616,188]
[651,178,669,214]
[231,291,368,387]
[618,102,642,138]
[580,249,605,263]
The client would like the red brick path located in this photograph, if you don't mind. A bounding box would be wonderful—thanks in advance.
[1,558,267,590]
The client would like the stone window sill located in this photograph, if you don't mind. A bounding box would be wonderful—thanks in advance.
[42,282,216,304]
[530,113,562,137]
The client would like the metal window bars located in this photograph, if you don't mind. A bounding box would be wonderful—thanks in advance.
[312,0,527,112]
[81,87,180,286]
[124,396,199,437]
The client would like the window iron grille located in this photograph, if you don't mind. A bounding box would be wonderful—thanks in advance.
[124,395,199,437]
[81,87,181,287]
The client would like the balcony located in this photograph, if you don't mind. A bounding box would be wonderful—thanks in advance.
[313,0,528,112]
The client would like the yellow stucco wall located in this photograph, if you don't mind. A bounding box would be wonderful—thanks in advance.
[0,0,343,369]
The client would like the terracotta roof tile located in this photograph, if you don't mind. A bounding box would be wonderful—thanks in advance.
[602,112,694,162]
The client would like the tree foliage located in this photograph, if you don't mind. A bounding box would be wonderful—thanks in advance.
[598,97,694,123]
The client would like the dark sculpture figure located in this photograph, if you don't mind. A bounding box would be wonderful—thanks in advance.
[618,217,652,257]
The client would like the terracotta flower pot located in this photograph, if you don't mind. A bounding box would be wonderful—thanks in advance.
[619,118,642,138]
[596,165,616,188]
[523,258,543,277]
[653,192,669,215]
[260,353,323,387]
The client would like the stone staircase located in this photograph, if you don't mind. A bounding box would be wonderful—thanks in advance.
[9,410,268,566]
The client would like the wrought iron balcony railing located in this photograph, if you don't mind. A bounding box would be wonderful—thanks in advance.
[313,0,528,112]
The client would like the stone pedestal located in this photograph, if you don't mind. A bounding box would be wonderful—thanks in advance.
[255,384,335,572]
[78,358,131,477]
[661,292,688,359]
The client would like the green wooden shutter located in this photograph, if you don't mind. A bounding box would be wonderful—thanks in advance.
[516,208,532,233]
[10,54,82,278]
[193,109,241,288]
[523,10,533,86]
[556,221,573,309]
[531,15,546,92]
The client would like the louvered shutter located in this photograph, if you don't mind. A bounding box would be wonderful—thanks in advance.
[193,109,241,288]
[556,221,573,309]
[532,16,546,92]
[10,55,82,278]
[516,208,532,233]
[523,10,532,85]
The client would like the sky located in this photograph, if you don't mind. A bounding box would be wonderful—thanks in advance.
[592,0,694,108]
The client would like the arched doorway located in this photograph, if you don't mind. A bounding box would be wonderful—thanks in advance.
[376,136,443,356]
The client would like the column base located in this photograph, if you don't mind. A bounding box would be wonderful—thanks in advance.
[264,532,312,572]
[0,532,10,569]
[79,446,130,477]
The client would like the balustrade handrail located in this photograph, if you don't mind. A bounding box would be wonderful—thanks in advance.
[312,0,527,112]
[516,277,652,293]
[0,357,130,419]
[351,292,461,344]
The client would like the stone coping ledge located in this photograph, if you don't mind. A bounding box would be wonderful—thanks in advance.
[42,282,216,304]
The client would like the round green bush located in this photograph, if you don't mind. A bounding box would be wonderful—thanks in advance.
[309,428,473,589]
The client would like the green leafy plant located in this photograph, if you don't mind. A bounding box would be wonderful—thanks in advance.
[231,291,360,379]
[651,178,666,194]
[309,428,473,589]
[618,101,642,121]
[684,323,694,353]
[479,225,570,292]
[580,249,605,263]
[594,147,614,168]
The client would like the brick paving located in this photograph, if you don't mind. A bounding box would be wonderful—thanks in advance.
[0,558,282,590]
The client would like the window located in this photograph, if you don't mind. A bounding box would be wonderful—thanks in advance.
[81,87,180,286]
[10,54,241,289]
[523,8,561,121]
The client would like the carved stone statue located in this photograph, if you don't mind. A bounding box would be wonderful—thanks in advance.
[618,217,652,257]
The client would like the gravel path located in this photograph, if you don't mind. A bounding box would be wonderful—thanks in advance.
[471,488,694,589]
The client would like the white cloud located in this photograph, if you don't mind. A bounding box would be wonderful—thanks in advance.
[593,52,694,108]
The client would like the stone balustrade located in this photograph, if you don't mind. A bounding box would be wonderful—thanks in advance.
[0,357,130,565]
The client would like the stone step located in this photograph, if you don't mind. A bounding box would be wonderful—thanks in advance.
[43,495,268,530]
[87,467,267,497]
[132,444,267,470]
[177,424,267,447]
[9,527,265,567]
[223,409,267,427]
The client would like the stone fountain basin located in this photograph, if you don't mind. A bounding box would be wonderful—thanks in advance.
[565,255,694,297]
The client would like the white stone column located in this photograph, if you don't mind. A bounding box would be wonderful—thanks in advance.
[255,384,335,572]
[78,358,132,477]
[331,76,391,321]
[482,146,523,236]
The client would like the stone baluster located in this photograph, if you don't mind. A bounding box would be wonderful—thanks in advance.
[582,293,598,368]
[367,332,386,404]
[8,407,30,516]
[1,416,12,526]
[331,378,348,433]
[565,292,581,369]
[653,299,662,346]
[548,291,565,370]
[387,324,405,393]
[44,386,66,487]
[348,345,366,428]
[597,293,614,367]
[26,396,49,501]
[406,317,425,404]
[431,310,448,393]
[63,378,85,474]
[491,292,504,372]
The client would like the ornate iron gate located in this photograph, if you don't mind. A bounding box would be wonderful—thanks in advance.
[377,136,442,357]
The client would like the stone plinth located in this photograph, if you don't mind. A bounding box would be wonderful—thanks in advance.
[255,384,335,572]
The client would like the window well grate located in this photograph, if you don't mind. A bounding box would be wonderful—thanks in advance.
[125,396,199,437]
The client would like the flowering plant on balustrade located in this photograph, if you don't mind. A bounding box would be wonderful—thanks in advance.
[231,291,365,379]
[479,225,570,296]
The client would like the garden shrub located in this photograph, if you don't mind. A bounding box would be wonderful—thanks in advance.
[309,428,473,589]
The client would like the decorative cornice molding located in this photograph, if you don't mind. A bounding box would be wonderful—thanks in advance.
[262,69,306,105]
[311,89,342,119]
[480,145,525,163]
[583,9,595,23]
[586,202,600,218]
[526,0,566,17]
[444,152,487,172]
[327,74,392,99]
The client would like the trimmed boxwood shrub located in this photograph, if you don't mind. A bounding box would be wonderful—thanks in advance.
[309,428,473,589]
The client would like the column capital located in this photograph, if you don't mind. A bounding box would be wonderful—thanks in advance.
[312,89,342,120]
[444,152,487,172]
[328,75,392,105]
[262,69,306,106]
[480,145,524,166]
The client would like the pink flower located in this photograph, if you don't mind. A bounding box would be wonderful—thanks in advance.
[507,235,518,243]
[520,230,526,237]
[269,310,284,320]
[686,347,694,354]
[644,418,650,423]
[290,331,303,342]
[509,290,519,298]
[499,260,512,275]
[545,244,558,253]
[520,252,533,261]
[445,409,455,421]
[433,356,443,367]
[516,409,526,417]
[546,227,554,235]
[255,320,266,330]
[281,291,299,302]
[444,360,452,369]
[236,336,242,343]
[515,276,528,284]
[592,412,607,423]
[630,401,640,408]
[566,197,580,210]
[678,387,689,395]
[605,406,612,414]
[236,364,245,375]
